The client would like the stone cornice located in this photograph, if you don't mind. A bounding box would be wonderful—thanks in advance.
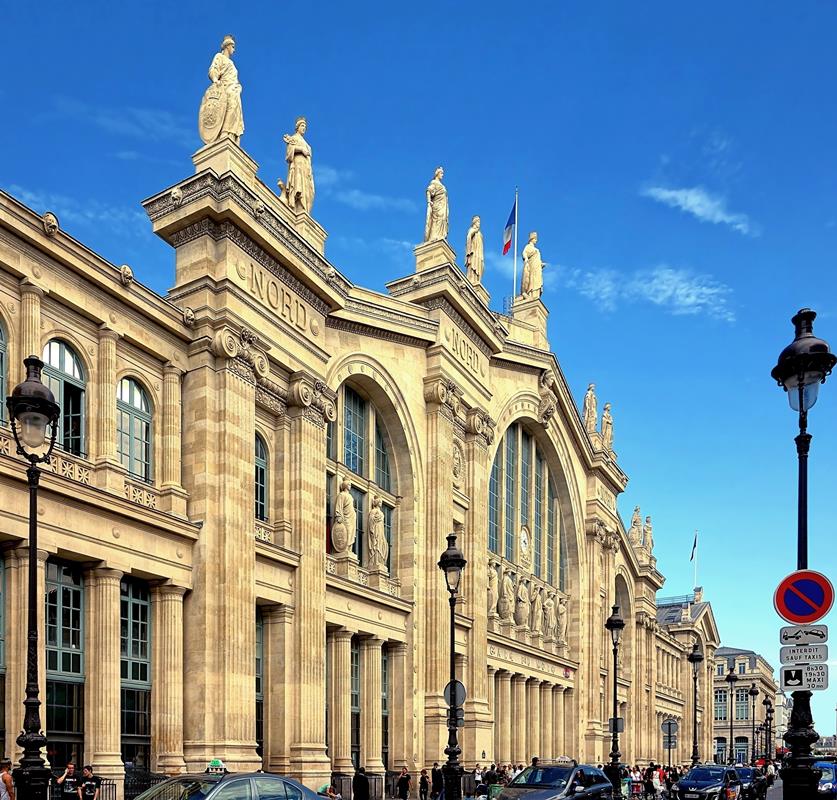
[325,317,431,350]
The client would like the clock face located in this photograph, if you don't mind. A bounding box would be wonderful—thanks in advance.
[520,528,530,553]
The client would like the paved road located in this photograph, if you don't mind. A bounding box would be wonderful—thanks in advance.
[766,779,783,799]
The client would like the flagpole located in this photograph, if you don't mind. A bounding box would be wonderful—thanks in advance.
[513,186,519,302]
[694,529,698,589]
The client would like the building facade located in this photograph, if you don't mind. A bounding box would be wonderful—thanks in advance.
[712,647,778,763]
[1,133,721,793]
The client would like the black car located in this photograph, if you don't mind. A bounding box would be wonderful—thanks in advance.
[496,762,614,799]
[733,767,766,799]
[135,772,320,800]
[671,765,742,800]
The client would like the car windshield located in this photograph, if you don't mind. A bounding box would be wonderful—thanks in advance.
[136,777,223,800]
[736,768,753,779]
[683,768,725,782]
[818,765,836,782]
[510,767,572,788]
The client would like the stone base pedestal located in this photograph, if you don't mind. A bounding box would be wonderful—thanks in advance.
[332,552,359,577]
[193,138,258,184]
[500,620,514,637]
[94,460,127,493]
[415,239,457,272]
[159,485,189,517]
[367,569,390,591]
[471,281,490,306]
[512,295,549,349]
[287,210,327,255]
[514,625,529,643]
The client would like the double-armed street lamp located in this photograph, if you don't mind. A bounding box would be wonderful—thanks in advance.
[725,666,738,764]
[771,308,835,796]
[438,533,467,800]
[6,356,61,800]
[687,641,704,766]
[748,683,759,764]
[604,604,625,798]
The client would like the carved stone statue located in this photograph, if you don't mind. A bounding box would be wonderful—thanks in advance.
[514,578,530,627]
[331,480,356,553]
[465,215,484,285]
[643,515,654,551]
[582,383,597,433]
[424,167,449,242]
[557,596,569,643]
[530,586,544,635]
[543,592,557,639]
[367,495,388,569]
[601,402,613,450]
[487,562,499,615]
[278,117,315,214]
[629,506,642,545]
[520,231,546,298]
[199,35,244,145]
[499,570,515,622]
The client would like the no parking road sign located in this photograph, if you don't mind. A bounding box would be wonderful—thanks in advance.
[773,570,834,625]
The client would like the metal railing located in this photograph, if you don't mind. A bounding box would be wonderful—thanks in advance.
[50,781,117,800]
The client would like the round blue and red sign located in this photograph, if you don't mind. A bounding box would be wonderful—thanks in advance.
[773,570,834,625]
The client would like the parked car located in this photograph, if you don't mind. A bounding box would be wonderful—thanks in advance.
[496,762,614,799]
[815,761,837,797]
[733,767,766,799]
[135,772,320,800]
[671,764,742,799]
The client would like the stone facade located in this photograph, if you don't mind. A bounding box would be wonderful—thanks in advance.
[0,137,721,793]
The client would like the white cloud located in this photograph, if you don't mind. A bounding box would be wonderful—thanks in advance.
[317,164,353,190]
[641,185,758,236]
[333,188,417,213]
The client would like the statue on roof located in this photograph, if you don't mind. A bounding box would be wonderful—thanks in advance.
[464,215,484,285]
[643,515,654,551]
[424,167,449,242]
[520,231,546,298]
[199,35,244,145]
[601,402,613,450]
[278,116,315,214]
[629,506,643,545]
[582,382,597,434]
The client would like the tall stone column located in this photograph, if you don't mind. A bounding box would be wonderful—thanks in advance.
[486,667,497,719]
[511,675,527,764]
[96,326,119,464]
[527,679,541,761]
[160,364,187,515]
[287,372,334,787]
[497,672,512,764]
[328,630,354,775]
[19,279,43,380]
[553,687,565,757]
[84,568,124,787]
[361,637,385,777]
[388,642,409,771]
[265,606,295,774]
[3,547,48,764]
[151,584,187,774]
[540,683,553,761]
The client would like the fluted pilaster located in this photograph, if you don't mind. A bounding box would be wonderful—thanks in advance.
[527,679,541,761]
[540,683,553,761]
[329,629,354,774]
[553,686,565,757]
[19,279,43,381]
[388,641,409,771]
[511,674,527,764]
[96,326,119,465]
[497,672,512,763]
[361,637,385,774]
[265,606,294,774]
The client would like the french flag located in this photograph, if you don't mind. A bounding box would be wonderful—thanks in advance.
[502,198,516,255]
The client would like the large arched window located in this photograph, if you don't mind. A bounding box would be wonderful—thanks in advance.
[43,340,86,456]
[488,422,564,589]
[326,384,396,569]
[255,434,268,521]
[117,378,152,481]
[0,323,6,422]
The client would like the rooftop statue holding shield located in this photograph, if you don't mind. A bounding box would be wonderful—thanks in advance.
[199,35,244,145]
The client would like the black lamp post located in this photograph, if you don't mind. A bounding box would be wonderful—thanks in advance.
[748,684,759,764]
[767,705,774,762]
[762,697,772,762]
[438,533,466,800]
[687,642,704,766]
[771,308,834,797]
[756,724,764,762]
[603,604,625,798]
[725,666,738,764]
[6,356,60,800]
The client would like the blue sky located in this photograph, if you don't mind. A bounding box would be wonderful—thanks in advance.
[3,1,836,730]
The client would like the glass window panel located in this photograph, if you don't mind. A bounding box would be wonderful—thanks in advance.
[116,378,152,480]
[504,427,517,561]
[343,387,367,477]
[488,448,501,554]
[45,562,83,678]
[350,487,365,564]
[383,504,393,572]
[521,433,531,526]
[255,435,268,521]
[120,579,150,689]
[375,421,391,492]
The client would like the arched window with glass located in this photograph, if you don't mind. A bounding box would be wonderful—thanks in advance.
[43,340,86,456]
[326,384,397,569]
[255,434,268,521]
[117,378,152,481]
[487,422,566,590]
[0,323,6,422]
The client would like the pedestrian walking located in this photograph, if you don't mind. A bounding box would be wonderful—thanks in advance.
[419,770,429,800]
[396,767,412,800]
[431,763,443,799]
[1,759,15,800]
[78,766,101,800]
[352,768,369,800]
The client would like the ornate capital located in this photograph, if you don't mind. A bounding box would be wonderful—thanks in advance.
[423,376,463,420]
[212,325,270,384]
[287,370,337,428]
[465,406,496,446]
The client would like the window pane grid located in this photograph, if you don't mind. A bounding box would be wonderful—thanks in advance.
[488,449,501,554]
[43,341,86,457]
[375,422,391,492]
[520,433,531,526]
[534,454,543,578]
[117,379,152,481]
[120,580,150,688]
[504,429,517,561]
[46,563,83,679]
[255,435,268,521]
[343,387,367,477]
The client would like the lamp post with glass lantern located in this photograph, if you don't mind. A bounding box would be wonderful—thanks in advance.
[6,356,60,800]
[725,666,738,764]
[603,604,625,798]
[438,533,466,800]
[748,684,759,764]
[687,642,704,766]
[771,308,834,797]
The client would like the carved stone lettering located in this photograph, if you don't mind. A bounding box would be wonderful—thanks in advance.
[238,261,312,334]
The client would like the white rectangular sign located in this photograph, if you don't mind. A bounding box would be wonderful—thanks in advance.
[780,644,828,664]
[780,663,829,691]
[779,624,828,645]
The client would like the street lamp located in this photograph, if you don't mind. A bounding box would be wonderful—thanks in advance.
[603,604,625,797]
[6,356,60,800]
[687,641,704,766]
[725,666,738,764]
[756,724,764,762]
[748,684,759,765]
[771,308,833,797]
[438,532,466,800]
